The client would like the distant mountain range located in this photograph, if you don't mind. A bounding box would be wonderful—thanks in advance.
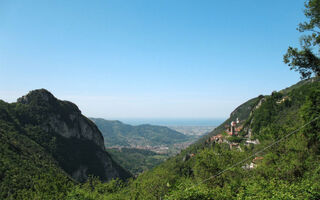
[90,118,191,147]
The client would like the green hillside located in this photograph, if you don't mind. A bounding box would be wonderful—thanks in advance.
[193,96,260,148]
[90,118,191,147]
[91,119,196,175]
[0,100,73,199]
[0,90,131,199]
[1,78,320,199]
[72,77,320,199]
[106,148,168,175]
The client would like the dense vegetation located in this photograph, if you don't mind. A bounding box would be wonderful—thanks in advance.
[1,78,319,199]
[67,77,320,200]
[92,118,198,175]
[106,148,168,175]
[1,1,320,198]
[284,0,320,79]
[193,96,260,148]
[0,90,130,199]
[91,118,190,147]
[0,100,74,199]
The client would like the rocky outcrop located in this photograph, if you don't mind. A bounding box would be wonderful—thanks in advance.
[18,89,105,150]
[16,89,131,182]
[44,113,105,150]
[249,97,265,117]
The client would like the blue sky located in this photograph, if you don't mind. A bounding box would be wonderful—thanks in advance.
[0,0,306,119]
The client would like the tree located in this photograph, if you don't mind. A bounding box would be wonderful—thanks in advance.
[301,89,320,148]
[283,0,320,79]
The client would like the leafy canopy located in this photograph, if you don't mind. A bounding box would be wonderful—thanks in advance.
[284,0,320,79]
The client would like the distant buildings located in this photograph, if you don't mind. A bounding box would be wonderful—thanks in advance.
[226,118,242,136]
[229,143,241,151]
[245,139,260,145]
[209,134,224,143]
[242,156,264,170]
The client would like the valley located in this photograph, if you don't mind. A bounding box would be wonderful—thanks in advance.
[1,1,320,199]
[1,77,320,199]
[91,118,212,174]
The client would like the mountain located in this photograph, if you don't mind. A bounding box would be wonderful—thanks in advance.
[90,119,200,176]
[193,96,260,147]
[2,78,320,199]
[77,77,320,199]
[0,89,130,199]
[117,77,320,199]
[90,118,190,147]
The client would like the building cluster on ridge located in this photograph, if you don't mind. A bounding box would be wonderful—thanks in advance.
[205,117,263,169]
[225,118,243,136]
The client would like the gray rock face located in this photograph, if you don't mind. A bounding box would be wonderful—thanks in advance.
[96,151,121,180]
[72,166,89,182]
[18,89,54,104]
[18,89,105,150]
[16,89,131,182]
[44,112,105,150]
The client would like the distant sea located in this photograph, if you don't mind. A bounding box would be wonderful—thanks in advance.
[118,118,225,126]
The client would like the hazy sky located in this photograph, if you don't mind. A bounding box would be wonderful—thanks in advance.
[0,0,305,119]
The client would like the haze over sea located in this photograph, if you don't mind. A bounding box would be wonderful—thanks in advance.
[118,118,225,126]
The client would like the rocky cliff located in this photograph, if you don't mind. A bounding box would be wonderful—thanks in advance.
[12,89,131,182]
[17,89,105,150]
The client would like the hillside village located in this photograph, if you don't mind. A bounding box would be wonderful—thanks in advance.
[182,116,264,169]
[198,95,291,169]
[208,118,259,148]
[191,117,263,169]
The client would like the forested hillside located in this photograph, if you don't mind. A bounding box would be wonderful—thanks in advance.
[106,148,168,175]
[0,100,73,199]
[1,78,319,199]
[91,118,197,175]
[71,77,320,200]
[2,1,320,198]
[0,89,131,199]
[90,118,190,147]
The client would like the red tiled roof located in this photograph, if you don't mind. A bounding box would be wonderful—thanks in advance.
[253,157,264,163]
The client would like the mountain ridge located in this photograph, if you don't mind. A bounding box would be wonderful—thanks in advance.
[90,117,191,148]
[103,77,320,199]
[0,89,131,185]
[1,78,320,199]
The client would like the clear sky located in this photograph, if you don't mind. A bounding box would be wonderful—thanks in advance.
[0,0,306,119]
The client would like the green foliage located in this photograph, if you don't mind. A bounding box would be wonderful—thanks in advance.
[165,179,216,200]
[107,148,168,175]
[1,79,320,199]
[0,90,131,199]
[227,135,245,143]
[66,177,125,200]
[237,176,320,200]
[301,89,320,147]
[0,104,74,199]
[283,0,320,79]
[194,97,260,148]
[100,78,320,199]
[91,118,190,147]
